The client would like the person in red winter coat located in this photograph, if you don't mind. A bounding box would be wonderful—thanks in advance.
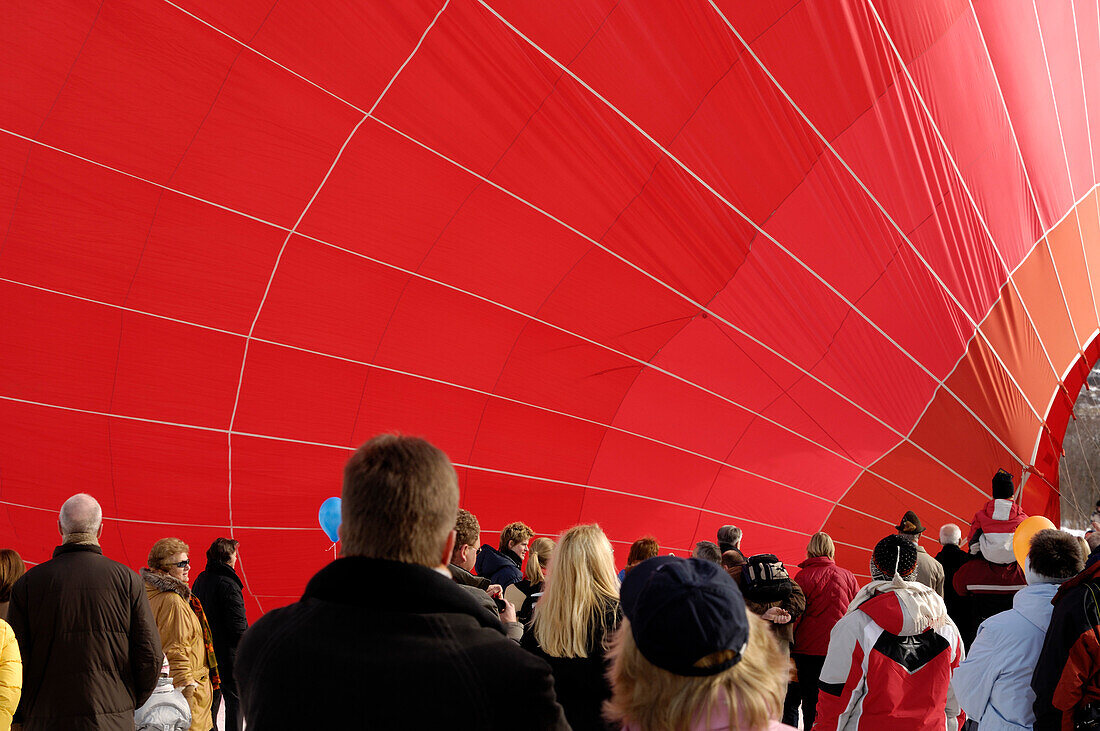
[792,532,859,731]
[967,469,1027,564]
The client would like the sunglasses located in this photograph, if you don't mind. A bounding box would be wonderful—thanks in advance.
[170,560,190,569]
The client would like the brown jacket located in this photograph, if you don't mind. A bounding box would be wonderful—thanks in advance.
[913,544,946,597]
[8,542,161,731]
[142,569,212,731]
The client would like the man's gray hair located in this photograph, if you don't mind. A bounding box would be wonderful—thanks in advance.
[59,493,103,535]
[939,523,962,546]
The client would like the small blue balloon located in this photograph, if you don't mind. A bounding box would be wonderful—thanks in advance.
[318,497,342,543]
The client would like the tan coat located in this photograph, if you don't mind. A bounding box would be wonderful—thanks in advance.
[913,544,946,597]
[144,572,212,731]
[0,619,20,731]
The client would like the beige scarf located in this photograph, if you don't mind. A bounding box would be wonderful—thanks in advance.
[847,573,949,634]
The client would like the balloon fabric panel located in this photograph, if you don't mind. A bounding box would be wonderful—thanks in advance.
[1,0,1098,616]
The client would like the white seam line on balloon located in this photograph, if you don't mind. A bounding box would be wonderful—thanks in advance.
[166,0,1035,484]
[1030,331,1100,473]
[0,498,316,530]
[162,0,1001,503]
[704,0,1048,470]
[864,0,1079,417]
[5,118,1096,524]
[967,0,1084,382]
[476,0,1014,495]
[0,129,946,525]
[723,0,1065,423]
[0,125,972,521]
[0,0,996,502]
[823,0,1081,524]
[818,187,1100,530]
[1061,0,1100,331]
[864,0,1100,508]
[367,114,994,504]
[0,277,865,513]
[1030,0,1093,351]
[160,0,372,117]
[1071,0,1100,327]
[224,0,449,614]
[0,393,847,536]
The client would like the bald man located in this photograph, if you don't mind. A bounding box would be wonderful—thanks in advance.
[8,494,162,731]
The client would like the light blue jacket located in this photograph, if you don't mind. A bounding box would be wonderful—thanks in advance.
[952,582,1058,730]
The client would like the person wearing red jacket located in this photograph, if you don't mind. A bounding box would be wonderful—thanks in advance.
[792,532,859,731]
[967,469,1027,564]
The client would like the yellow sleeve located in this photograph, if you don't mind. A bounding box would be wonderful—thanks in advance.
[149,594,197,688]
[0,620,22,730]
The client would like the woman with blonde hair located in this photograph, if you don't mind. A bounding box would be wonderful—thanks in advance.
[142,537,216,731]
[605,556,795,731]
[510,536,554,625]
[522,524,621,730]
[790,532,858,731]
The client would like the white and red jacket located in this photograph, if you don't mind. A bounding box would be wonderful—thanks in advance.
[966,499,1027,565]
[812,579,964,731]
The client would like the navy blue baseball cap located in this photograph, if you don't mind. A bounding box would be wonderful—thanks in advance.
[620,556,750,676]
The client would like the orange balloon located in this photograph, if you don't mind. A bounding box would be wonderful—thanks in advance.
[1013,515,1057,569]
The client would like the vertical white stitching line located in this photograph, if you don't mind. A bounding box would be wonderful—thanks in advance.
[371,117,990,501]
[477,0,1024,489]
[1030,0,1091,349]
[0,393,917,529]
[0,121,980,518]
[10,0,998,496]
[0,273,963,524]
[224,3,448,611]
[704,0,1048,466]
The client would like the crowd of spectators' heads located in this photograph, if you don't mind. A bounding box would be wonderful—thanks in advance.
[5,440,1100,731]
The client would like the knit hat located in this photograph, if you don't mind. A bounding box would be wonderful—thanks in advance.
[991,468,1014,499]
[895,510,925,535]
[620,556,749,677]
[870,535,918,580]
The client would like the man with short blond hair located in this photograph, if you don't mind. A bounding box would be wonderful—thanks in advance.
[236,434,566,730]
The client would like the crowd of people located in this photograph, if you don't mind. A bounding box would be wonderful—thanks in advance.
[0,437,1099,729]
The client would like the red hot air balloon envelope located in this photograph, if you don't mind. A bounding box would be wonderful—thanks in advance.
[1,0,1098,617]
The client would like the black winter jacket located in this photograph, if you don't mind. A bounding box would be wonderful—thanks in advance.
[236,557,568,730]
[935,543,970,626]
[1032,559,1100,730]
[475,545,523,588]
[8,542,162,731]
[191,560,248,685]
[522,601,622,731]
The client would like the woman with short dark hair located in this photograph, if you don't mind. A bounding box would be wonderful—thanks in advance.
[193,537,248,731]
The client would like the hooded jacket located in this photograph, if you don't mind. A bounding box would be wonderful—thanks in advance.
[142,569,212,731]
[967,499,1027,565]
[793,557,860,657]
[1031,559,1100,730]
[7,542,162,731]
[814,578,964,731]
[953,582,1057,730]
[475,545,524,589]
[235,557,568,730]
